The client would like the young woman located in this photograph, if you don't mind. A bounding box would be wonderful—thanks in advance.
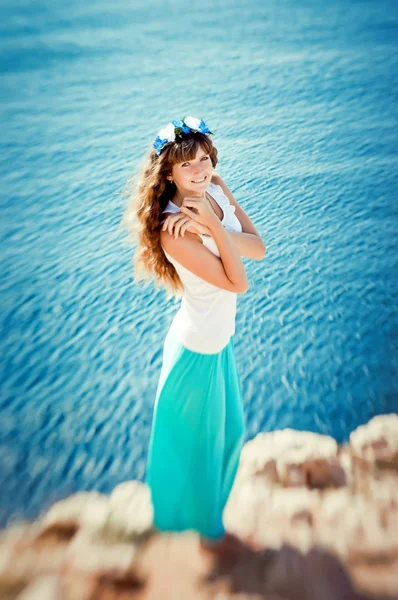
[124,117,266,552]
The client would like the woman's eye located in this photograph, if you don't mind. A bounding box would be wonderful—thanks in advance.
[181,156,208,167]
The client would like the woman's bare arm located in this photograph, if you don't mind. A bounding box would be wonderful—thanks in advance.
[211,173,266,260]
[161,198,249,294]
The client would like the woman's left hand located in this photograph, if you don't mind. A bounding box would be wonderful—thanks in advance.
[162,212,211,239]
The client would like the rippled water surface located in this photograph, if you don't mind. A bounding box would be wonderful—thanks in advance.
[0,0,397,524]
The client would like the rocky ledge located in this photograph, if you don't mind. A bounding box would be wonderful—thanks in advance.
[1,414,397,600]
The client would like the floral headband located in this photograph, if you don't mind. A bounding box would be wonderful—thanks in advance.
[153,116,213,156]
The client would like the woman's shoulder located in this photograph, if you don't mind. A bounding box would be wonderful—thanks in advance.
[209,174,224,194]
[210,174,242,232]
[209,176,234,210]
[208,178,226,201]
[209,173,233,201]
[210,172,223,186]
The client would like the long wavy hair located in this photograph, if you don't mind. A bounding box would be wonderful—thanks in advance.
[122,132,218,295]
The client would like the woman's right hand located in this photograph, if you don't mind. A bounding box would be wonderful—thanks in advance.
[180,196,218,228]
[162,212,210,239]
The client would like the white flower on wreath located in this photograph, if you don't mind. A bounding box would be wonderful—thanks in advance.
[158,122,176,142]
[183,116,201,131]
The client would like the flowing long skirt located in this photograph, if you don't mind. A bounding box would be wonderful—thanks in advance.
[145,328,245,541]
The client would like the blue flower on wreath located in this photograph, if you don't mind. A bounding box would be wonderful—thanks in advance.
[153,116,213,156]
[171,120,191,134]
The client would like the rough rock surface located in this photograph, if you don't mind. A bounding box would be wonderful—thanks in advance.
[0,414,397,599]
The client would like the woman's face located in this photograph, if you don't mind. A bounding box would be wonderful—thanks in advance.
[168,145,214,196]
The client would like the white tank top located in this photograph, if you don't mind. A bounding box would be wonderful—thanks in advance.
[162,182,243,354]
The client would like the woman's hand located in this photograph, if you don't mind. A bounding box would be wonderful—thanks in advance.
[162,212,211,239]
[180,196,218,228]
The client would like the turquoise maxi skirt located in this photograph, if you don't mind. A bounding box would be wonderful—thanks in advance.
[145,329,245,541]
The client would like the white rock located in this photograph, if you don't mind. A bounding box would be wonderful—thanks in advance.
[350,414,398,461]
[108,480,154,538]
[40,491,108,531]
[66,531,136,574]
[238,429,338,483]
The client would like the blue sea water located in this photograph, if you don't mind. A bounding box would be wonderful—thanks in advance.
[0,0,397,525]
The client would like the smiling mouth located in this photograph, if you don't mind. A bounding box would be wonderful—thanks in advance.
[191,176,207,183]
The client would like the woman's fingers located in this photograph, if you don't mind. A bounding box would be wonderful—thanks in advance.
[181,195,215,227]
[180,206,201,222]
[163,214,185,236]
[161,215,174,232]
[162,213,192,238]
[168,216,183,236]
[172,216,182,239]
[180,220,195,236]
[174,216,191,239]
[180,218,197,237]
[181,197,203,212]
[167,216,176,236]
[162,211,203,238]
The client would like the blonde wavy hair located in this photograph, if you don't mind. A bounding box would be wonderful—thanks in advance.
[122,132,218,295]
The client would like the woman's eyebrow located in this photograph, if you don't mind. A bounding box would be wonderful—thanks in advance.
[182,154,208,163]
